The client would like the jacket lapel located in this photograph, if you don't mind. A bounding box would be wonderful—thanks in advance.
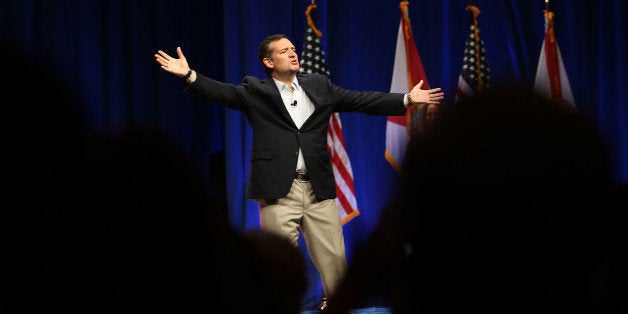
[296,74,328,130]
[297,74,321,108]
[261,77,295,125]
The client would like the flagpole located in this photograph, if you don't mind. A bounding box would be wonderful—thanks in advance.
[305,2,322,38]
[466,4,484,91]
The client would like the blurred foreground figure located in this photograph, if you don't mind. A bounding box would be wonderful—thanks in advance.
[326,88,627,314]
[1,45,306,314]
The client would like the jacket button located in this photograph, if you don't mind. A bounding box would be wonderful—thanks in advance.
[294,152,298,156]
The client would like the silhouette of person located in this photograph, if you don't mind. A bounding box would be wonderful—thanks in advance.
[1,44,92,313]
[325,88,627,314]
[67,127,308,314]
[1,44,307,314]
[241,229,308,314]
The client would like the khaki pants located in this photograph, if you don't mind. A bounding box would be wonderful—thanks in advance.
[258,178,347,298]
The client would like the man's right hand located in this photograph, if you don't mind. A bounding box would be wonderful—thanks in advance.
[154,46,190,77]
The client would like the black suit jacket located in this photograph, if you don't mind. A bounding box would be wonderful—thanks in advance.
[185,72,406,200]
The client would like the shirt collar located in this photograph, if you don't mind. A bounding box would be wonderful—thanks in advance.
[272,76,300,92]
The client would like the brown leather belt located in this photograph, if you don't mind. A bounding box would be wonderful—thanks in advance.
[295,171,310,181]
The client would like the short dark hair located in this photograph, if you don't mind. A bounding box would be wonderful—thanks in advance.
[258,34,288,76]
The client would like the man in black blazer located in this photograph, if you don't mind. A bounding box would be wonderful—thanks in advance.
[154,33,443,311]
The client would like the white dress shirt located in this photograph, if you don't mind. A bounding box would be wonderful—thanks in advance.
[273,77,315,173]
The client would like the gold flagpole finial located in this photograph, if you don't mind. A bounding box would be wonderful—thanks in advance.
[545,0,549,11]
[305,3,322,38]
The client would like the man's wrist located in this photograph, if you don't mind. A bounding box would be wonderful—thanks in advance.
[183,69,193,79]
[406,93,413,106]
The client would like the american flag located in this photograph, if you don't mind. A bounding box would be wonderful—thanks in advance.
[299,14,359,224]
[455,5,491,103]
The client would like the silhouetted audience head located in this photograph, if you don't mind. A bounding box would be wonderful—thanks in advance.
[395,88,625,313]
[1,45,308,314]
[326,88,626,314]
[242,229,308,314]
[78,129,234,313]
[1,44,91,313]
[74,127,311,313]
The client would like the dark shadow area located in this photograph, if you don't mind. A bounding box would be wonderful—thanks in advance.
[326,88,628,314]
[1,45,307,314]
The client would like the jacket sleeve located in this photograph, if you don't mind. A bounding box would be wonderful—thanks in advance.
[183,73,248,111]
[311,74,406,116]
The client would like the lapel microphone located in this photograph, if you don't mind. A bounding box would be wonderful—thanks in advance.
[291,100,298,106]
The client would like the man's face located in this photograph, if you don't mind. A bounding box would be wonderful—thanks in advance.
[265,38,299,75]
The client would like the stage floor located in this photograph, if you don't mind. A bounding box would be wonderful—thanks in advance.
[301,307,392,314]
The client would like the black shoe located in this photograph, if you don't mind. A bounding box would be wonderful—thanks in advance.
[318,297,328,312]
